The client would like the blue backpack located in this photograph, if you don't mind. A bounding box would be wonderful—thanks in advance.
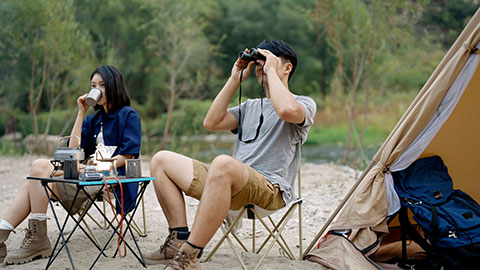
[392,155,480,248]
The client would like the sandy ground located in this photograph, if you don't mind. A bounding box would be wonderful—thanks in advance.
[0,155,360,270]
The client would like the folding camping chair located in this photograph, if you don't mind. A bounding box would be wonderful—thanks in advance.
[205,168,304,270]
[76,182,148,247]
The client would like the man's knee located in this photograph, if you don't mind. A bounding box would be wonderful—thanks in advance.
[208,155,243,185]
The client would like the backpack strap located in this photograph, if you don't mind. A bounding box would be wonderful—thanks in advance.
[431,205,439,246]
[398,206,432,268]
[399,206,432,251]
[452,192,480,217]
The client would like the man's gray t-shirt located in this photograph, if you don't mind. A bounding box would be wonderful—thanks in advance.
[228,95,316,204]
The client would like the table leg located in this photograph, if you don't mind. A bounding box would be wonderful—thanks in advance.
[88,183,149,269]
[112,183,149,265]
[42,183,77,270]
[43,184,109,269]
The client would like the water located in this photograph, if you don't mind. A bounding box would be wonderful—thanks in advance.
[301,144,379,164]
[191,141,379,165]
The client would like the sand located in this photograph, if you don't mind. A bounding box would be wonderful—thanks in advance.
[0,155,360,269]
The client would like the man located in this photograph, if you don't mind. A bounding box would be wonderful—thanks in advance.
[145,39,316,269]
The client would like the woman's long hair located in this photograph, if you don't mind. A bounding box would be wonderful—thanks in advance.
[91,65,131,112]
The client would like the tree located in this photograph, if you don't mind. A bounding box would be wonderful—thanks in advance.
[312,0,427,165]
[73,0,154,105]
[141,0,214,149]
[418,0,477,49]
[0,0,95,152]
[208,0,335,98]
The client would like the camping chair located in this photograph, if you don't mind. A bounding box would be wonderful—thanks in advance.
[76,182,148,247]
[204,168,303,270]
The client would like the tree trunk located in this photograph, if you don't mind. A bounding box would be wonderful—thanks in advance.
[28,61,47,153]
[160,73,176,149]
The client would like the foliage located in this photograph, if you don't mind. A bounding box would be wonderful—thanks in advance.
[0,0,95,151]
[208,0,333,97]
[73,0,153,104]
[0,140,26,156]
[305,125,389,147]
[142,99,212,137]
[311,0,431,163]
[418,0,477,48]
[0,0,477,159]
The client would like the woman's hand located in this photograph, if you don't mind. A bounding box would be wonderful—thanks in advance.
[230,49,254,82]
[77,94,89,114]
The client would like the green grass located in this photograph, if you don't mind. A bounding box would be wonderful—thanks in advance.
[305,125,390,148]
[0,140,26,156]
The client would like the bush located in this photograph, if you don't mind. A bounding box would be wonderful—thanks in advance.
[0,108,78,137]
[142,99,213,137]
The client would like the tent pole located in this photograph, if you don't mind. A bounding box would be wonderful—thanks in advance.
[302,161,375,259]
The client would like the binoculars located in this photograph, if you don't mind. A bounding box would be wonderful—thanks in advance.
[238,48,266,62]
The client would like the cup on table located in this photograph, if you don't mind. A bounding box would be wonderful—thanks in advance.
[126,159,141,178]
[85,88,102,107]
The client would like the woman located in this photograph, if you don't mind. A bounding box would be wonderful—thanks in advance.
[0,65,142,265]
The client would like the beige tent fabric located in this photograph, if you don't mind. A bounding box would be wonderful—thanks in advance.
[304,8,480,269]
[420,64,480,200]
[330,8,480,230]
[306,233,379,270]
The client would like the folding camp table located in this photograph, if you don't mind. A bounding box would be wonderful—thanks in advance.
[27,176,155,270]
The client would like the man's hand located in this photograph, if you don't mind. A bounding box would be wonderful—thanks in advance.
[257,48,282,76]
[231,49,255,82]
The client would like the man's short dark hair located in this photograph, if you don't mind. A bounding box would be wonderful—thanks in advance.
[257,40,297,81]
[91,65,131,113]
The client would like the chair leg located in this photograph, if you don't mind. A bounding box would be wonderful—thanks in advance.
[255,215,291,257]
[128,215,147,237]
[103,195,108,229]
[298,202,303,260]
[221,225,248,270]
[207,200,302,269]
[81,218,101,247]
[230,228,248,252]
[141,194,147,235]
[252,218,255,252]
[267,215,294,258]
[204,208,247,262]
[254,205,297,270]
[86,212,107,229]
[254,205,298,260]
[297,167,303,260]
[81,198,108,230]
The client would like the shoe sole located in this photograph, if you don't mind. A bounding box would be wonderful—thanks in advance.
[5,248,52,265]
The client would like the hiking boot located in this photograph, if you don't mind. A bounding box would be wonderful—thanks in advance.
[0,229,12,263]
[4,219,52,265]
[164,243,201,270]
[144,231,187,265]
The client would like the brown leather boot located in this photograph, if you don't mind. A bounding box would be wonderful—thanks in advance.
[144,231,187,265]
[0,229,12,263]
[4,219,52,265]
[164,243,201,270]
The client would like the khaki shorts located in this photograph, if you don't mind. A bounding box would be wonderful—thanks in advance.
[56,182,102,215]
[186,160,285,211]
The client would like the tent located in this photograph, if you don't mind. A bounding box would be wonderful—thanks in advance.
[303,7,480,269]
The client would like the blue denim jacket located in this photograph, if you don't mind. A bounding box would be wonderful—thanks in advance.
[81,106,142,214]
